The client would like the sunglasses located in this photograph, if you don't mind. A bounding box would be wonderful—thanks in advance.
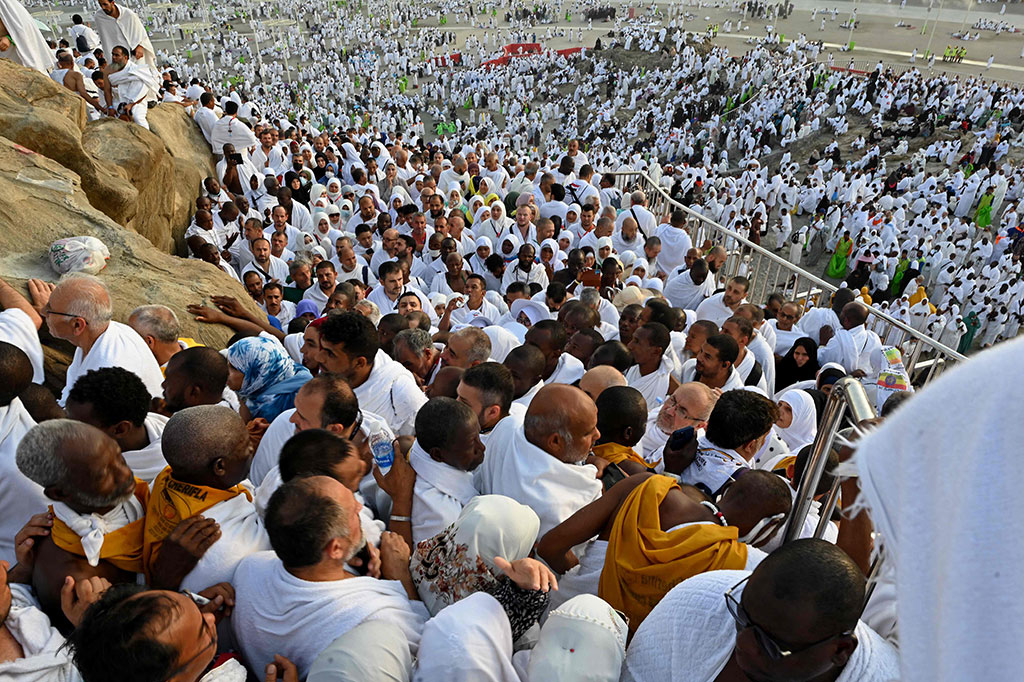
[724,576,852,660]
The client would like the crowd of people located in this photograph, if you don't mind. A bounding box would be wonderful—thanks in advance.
[0,0,1023,678]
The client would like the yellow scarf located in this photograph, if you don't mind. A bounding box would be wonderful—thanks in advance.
[599,475,747,630]
[592,443,650,468]
[49,479,149,573]
[142,467,251,577]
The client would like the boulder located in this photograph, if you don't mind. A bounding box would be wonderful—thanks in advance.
[0,135,261,390]
[0,60,215,255]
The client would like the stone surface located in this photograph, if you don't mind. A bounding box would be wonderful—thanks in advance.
[0,60,214,255]
[0,135,260,390]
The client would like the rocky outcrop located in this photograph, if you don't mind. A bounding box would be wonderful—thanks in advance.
[0,135,258,388]
[0,59,215,255]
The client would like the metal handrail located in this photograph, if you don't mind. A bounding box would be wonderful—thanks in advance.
[781,377,876,545]
[605,170,967,383]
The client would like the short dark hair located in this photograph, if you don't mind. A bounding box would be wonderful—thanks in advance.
[589,341,633,373]
[378,260,401,280]
[754,539,866,634]
[724,315,754,343]
[729,275,750,292]
[67,367,149,427]
[65,583,180,682]
[706,333,740,366]
[546,281,568,304]
[505,281,529,298]
[461,362,514,415]
[793,443,838,496]
[304,373,359,428]
[415,397,475,451]
[705,390,778,449]
[263,281,284,295]
[644,299,674,327]
[0,341,32,406]
[691,319,719,338]
[640,322,671,353]
[378,312,410,335]
[529,319,567,348]
[596,385,648,442]
[279,430,356,484]
[318,311,379,361]
[265,477,350,568]
[165,346,228,396]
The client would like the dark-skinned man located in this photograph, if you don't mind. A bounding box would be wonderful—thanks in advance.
[625,322,679,411]
[680,333,745,391]
[525,319,585,386]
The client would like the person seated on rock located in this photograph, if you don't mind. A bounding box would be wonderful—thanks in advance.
[15,419,148,633]
[28,273,164,407]
[53,50,107,115]
[538,470,792,632]
[65,367,169,483]
[143,405,269,592]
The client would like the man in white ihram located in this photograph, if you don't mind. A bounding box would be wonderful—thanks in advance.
[102,45,159,129]
[817,301,882,380]
[27,273,163,407]
[93,0,155,67]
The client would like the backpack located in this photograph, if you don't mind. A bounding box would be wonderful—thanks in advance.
[76,34,90,54]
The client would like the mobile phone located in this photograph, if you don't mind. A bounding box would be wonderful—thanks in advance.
[600,462,628,491]
[229,153,243,164]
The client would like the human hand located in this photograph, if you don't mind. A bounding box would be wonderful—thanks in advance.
[585,453,610,478]
[372,441,416,502]
[186,303,227,325]
[493,556,558,592]
[26,279,55,314]
[13,511,53,576]
[264,654,299,682]
[0,37,11,52]
[60,575,112,627]
[211,295,250,319]
[247,418,270,449]
[151,516,221,588]
[197,582,235,622]
[348,539,381,579]
[133,45,144,60]
[378,531,411,581]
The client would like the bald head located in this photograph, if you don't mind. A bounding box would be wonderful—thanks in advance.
[524,384,600,463]
[578,365,627,402]
[840,301,869,329]
[0,341,33,406]
[161,405,251,485]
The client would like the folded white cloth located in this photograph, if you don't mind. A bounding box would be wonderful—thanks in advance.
[51,494,144,567]
[0,584,81,682]
[409,440,478,545]
[0,398,45,566]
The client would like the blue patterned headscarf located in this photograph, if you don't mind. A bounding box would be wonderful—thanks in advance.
[226,336,311,421]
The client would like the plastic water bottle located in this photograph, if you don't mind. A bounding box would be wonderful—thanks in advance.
[370,429,395,473]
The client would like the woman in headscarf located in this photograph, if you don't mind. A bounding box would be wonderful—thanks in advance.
[226,336,312,422]
[469,236,492,274]
[389,190,406,224]
[825,230,853,279]
[410,495,550,637]
[775,336,820,394]
[284,171,311,207]
[539,238,561,281]
[312,152,331,183]
[311,210,341,259]
[472,205,492,235]
[325,177,344,206]
[498,233,522,263]
[447,183,468,214]
[465,195,486,225]
[774,389,819,452]
[377,161,400,200]
[340,141,361,184]
[564,203,582,237]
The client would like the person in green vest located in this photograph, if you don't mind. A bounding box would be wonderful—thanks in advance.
[889,251,910,297]
[826,230,853,279]
[975,187,995,229]
[958,311,981,353]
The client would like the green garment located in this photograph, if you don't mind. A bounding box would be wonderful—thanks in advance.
[890,258,909,296]
[958,311,981,353]
[975,193,994,228]
[826,237,853,279]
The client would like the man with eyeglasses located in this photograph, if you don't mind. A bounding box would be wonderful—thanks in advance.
[623,539,898,682]
[637,381,718,472]
[28,273,164,407]
[770,301,807,358]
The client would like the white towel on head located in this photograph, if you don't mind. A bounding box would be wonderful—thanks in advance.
[853,335,1024,682]
[414,593,519,682]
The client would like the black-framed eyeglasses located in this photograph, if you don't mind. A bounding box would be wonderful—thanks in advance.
[42,304,81,319]
[724,576,852,660]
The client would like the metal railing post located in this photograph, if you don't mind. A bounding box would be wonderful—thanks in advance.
[782,377,876,545]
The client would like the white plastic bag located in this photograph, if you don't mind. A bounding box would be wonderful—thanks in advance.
[49,236,110,275]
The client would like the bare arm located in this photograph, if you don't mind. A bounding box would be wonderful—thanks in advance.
[537,473,651,573]
[0,277,43,330]
[71,72,103,111]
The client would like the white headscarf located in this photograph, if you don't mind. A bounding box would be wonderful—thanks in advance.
[410,495,539,616]
[774,389,818,451]
[527,595,628,682]
[414,593,519,682]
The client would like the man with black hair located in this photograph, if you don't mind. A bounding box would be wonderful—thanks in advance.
[317,311,425,435]
[367,260,409,315]
[682,389,780,497]
[65,367,169,482]
[665,258,715,311]
[278,429,365,492]
[503,343,547,409]
[525,319,584,385]
[625,322,677,410]
[161,346,232,414]
[722,315,769,392]
[377,312,409,356]
[408,397,484,543]
[696,275,750,327]
[456,361,519,445]
[233,476,425,678]
[683,319,718,361]
[592,385,650,473]
[623,539,898,682]
[587,340,634,372]
[565,328,604,366]
[680,333,744,391]
[303,260,338,311]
